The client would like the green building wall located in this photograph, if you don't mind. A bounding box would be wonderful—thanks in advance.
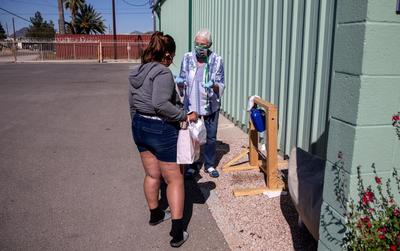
[319,1,400,250]
[155,0,190,75]
[155,0,400,248]
[156,0,336,158]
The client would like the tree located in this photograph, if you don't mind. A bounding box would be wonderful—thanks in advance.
[57,0,66,34]
[0,22,6,40]
[74,4,106,34]
[64,0,85,34]
[26,12,55,39]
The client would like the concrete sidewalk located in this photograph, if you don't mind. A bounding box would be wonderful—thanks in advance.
[0,63,229,250]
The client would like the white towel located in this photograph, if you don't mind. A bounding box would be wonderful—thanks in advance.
[247,95,261,111]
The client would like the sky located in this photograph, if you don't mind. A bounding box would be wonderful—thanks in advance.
[0,0,154,34]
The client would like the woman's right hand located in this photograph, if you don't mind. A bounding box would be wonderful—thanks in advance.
[187,111,198,122]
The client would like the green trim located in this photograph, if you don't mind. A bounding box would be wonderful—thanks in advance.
[152,0,163,31]
[188,0,193,51]
[158,13,161,31]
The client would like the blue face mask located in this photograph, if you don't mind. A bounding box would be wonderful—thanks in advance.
[195,45,209,58]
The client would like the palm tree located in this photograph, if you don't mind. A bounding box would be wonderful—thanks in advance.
[75,4,106,34]
[64,0,85,34]
[57,0,65,34]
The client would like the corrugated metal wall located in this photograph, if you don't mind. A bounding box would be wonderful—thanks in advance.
[157,0,190,74]
[158,0,336,158]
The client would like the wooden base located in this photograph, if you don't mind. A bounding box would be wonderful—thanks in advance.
[222,145,286,197]
[233,186,284,197]
[223,159,288,173]
[222,149,249,169]
[222,163,259,173]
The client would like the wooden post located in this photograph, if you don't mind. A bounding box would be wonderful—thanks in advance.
[112,0,117,60]
[98,42,103,63]
[266,106,279,189]
[12,18,17,63]
[249,120,259,166]
[40,43,44,61]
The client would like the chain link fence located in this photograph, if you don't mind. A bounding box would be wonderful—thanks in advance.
[0,41,148,63]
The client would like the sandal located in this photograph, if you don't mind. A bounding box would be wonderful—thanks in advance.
[205,167,219,178]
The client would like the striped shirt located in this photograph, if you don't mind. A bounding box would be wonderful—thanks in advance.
[179,51,225,116]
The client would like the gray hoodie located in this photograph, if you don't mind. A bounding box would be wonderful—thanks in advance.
[129,62,186,122]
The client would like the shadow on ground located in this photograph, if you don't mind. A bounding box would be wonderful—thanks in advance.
[158,175,217,231]
[279,169,318,251]
[158,140,230,231]
[195,140,230,171]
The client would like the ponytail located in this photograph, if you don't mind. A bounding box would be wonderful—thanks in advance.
[141,32,176,64]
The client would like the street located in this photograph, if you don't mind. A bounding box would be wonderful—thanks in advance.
[0,63,229,251]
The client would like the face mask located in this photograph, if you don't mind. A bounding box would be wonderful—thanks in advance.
[195,45,209,58]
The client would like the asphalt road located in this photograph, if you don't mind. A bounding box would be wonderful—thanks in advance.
[0,63,229,251]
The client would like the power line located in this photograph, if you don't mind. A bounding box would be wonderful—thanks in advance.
[0,7,31,23]
[1,0,147,10]
[121,0,149,7]
[6,0,57,8]
[0,12,150,15]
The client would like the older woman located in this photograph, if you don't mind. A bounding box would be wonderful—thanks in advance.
[129,32,197,247]
[176,28,225,179]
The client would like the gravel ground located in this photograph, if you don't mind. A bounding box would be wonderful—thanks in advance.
[195,114,318,251]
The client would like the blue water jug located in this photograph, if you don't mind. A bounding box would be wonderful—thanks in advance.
[250,108,266,132]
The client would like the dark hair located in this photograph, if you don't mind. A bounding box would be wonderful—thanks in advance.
[141,32,176,64]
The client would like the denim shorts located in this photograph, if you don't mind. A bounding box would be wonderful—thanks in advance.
[132,113,180,162]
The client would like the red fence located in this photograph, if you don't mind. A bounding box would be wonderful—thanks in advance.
[54,34,151,60]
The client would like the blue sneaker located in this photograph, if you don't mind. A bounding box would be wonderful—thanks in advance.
[205,167,219,178]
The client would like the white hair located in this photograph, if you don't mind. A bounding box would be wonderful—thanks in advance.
[195,28,212,45]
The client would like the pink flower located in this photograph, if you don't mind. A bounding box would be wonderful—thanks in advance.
[378,227,387,234]
[379,234,385,240]
[394,208,400,217]
[389,245,396,251]
[393,115,400,121]
[360,216,371,228]
[362,191,375,204]
[361,216,370,223]
[375,176,382,184]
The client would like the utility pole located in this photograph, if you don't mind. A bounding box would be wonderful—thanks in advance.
[152,0,156,32]
[57,0,65,34]
[112,0,117,59]
[12,18,17,62]
[5,22,9,37]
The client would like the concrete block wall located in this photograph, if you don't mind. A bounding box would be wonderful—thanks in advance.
[319,0,400,249]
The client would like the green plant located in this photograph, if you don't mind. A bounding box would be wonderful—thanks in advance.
[344,164,400,250]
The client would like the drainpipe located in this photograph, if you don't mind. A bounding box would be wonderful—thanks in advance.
[188,0,192,51]
[151,0,162,31]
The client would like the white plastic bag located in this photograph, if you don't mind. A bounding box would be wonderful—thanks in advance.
[176,129,200,164]
[188,119,207,145]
